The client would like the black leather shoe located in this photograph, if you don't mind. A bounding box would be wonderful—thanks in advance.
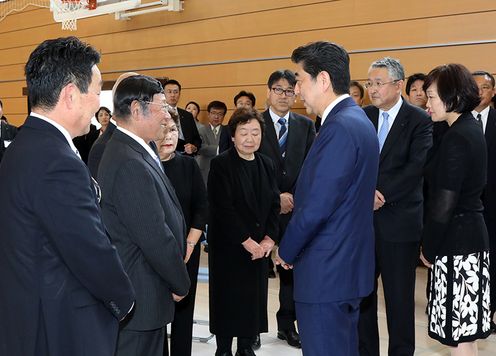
[215,352,233,356]
[277,330,302,348]
[251,334,261,350]
[235,348,256,356]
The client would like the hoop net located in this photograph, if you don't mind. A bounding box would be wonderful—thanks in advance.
[52,0,88,31]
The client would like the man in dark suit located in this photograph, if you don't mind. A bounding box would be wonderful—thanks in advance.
[0,99,18,163]
[472,70,496,331]
[277,41,379,356]
[258,69,315,349]
[358,57,433,356]
[164,79,201,155]
[88,72,138,178]
[98,75,190,356]
[0,36,135,356]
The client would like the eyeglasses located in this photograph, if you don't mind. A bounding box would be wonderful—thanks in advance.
[208,110,225,117]
[141,101,171,112]
[364,80,399,89]
[271,87,296,97]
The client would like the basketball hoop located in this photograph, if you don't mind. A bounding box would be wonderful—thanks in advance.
[51,0,97,31]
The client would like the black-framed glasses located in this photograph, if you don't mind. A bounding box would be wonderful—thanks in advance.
[271,87,296,97]
[364,80,399,89]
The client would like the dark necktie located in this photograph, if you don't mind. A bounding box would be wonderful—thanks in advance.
[278,117,288,156]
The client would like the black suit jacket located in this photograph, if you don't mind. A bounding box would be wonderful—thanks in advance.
[364,99,433,242]
[98,129,190,330]
[87,122,116,178]
[482,108,496,235]
[177,107,202,155]
[0,116,135,356]
[73,124,99,164]
[258,110,315,237]
[0,119,18,163]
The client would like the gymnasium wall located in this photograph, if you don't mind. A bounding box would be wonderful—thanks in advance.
[0,0,495,126]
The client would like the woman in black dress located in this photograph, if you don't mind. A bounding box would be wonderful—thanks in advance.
[208,108,280,356]
[421,64,491,355]
[155,114,208,356]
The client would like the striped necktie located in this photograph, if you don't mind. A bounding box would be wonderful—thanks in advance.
[377,112,389,152]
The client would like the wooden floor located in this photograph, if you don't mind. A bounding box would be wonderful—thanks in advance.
[187,250,496,355]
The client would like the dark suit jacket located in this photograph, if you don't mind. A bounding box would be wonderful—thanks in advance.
[177,107,202,155]
[0,116,135,356]
[364,99,433,242]
[87,122,116,178]
[422,113,488,261]
[0,119,18,163]
[258,110,315,238]
[482,107,496,232]
[208,148,280,336]
[196,123,223,184]
[218,123,233,153]
[279,97,379,303]
[98,129,190,331]
[73,124,99,164]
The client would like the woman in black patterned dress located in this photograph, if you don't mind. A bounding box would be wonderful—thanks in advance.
[421,64,491,355]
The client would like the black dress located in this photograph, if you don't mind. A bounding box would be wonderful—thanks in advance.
[208,148,280,337]
[161,153,207,356]
[422,113,491,346]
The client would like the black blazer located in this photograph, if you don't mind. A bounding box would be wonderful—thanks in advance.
[482,107,496,229]
[258,110,315,237]
[422,113,488,261]
[177,107,202,155]
[0,119,18,163]
[0,116,135,356]
[73,124,99,164]
[98,129,190,330]
[87,122,116,178]
[364,99,433,242]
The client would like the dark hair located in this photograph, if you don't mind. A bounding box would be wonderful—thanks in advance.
[472,70,495,88]
[25,36,100,111]
[233,90,256,107]
[228,108,265,137]
[423,64,480,113]
[0,99,3,107]
[349,80,364,99]
[267,70,296,88]
[185,101,200,113]
[95,106,111,121]
[163,79,181,91]
[291,41,350,95]
[406,73,427,95]
[207,100,227,114]
[113,75,164,120]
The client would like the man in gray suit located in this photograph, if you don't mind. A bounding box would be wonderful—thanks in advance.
[196,100,227,184]
[98,75,190,356]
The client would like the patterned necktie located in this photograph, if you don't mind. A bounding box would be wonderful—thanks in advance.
[213,126,218,138]
[278,117,288,156]
[377,112,390,152]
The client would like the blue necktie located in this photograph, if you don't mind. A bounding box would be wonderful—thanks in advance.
[377,112,389,152]
[278,117,288,156]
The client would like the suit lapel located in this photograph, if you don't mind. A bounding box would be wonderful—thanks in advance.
[263,110,283,164]
[485,107,496,150]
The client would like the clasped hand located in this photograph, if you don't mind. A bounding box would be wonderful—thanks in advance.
[242,236,274,260]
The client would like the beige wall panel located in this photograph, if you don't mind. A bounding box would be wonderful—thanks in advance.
[0,81,25,98]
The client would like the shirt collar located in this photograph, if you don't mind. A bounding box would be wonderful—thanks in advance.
[30,112,79,157]
[269,108,290,125]
[379,96,403,121]
[321,94,350,126]
[116,126,160,161]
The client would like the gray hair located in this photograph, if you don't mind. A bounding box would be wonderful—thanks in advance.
[370,57,405,81]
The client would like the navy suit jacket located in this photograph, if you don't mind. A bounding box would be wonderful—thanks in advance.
[0,116,135,356]
[98,129,190,330]
[279,97,379,303]
[87,122,116,178]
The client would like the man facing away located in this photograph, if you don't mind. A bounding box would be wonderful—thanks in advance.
[0,36,135,356]
[98,75,190,356]
[358,57,433,356]
[277,41,379,356]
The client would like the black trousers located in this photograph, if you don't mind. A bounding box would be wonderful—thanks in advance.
[116,327,166,356]
[358,239,419,356]
[276,264,297,331]
[168,243,201,356]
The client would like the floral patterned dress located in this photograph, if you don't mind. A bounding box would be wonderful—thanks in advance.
[422,113,491,346]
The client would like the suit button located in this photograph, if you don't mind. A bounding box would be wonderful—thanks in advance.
[282,170,287,175]
[255,223,260,227]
